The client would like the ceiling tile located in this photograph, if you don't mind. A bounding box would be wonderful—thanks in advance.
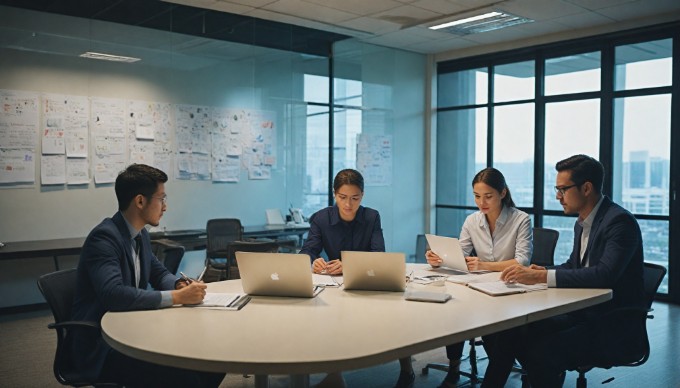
[409,0,466,15]
[405,36,477,54]
[263,0,359,24]
[338,16,402,35]
[596,0,680,21]
[498,0,585,21]
[563,0,639,11]
[301,0,404,15]
[551,11,614,30]
[215,0,278,7]
[371,4,442,28]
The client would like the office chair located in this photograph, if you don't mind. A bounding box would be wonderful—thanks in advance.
[530,227,559,267]
[415,234,428,263]
[569,262,666,388]
[225,240,280,279]
[204,218,243,282]
[37,268,119,387]
[151,238,185,275]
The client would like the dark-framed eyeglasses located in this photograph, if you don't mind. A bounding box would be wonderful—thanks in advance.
[151,195,167,205]
[554,184,578,197]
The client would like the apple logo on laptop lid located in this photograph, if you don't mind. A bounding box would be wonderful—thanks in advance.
[366,269,375,277]
[270,273,280,281]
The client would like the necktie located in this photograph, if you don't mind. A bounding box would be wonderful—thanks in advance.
[134,234,142,256]
[133,234,142,287]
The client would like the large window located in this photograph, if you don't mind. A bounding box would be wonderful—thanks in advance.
[436,27,678,300]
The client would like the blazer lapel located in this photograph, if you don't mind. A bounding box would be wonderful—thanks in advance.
[582,197,611,267]
[112,212,137,287]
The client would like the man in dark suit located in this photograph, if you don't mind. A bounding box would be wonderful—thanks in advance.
[481,154,645,387]
[71,164,224,387]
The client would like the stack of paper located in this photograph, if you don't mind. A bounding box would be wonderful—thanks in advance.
[185,293,251,310]
[467,281,547,296]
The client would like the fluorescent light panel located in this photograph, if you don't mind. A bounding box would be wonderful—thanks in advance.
[79,51,141,63]
[429,11,533,35]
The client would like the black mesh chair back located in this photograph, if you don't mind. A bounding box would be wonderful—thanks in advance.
[151,239,185,275]
[226,240,281,280]
[37,269,116,387]
[642,262,667,310]
[531,227,559,267]
[572,262,667,387]
[206,218,243,258]
[204,219,244,282]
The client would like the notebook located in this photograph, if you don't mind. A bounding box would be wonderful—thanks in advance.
[236,252,322,298]
[341,251,406,292]
[425,234,470,273]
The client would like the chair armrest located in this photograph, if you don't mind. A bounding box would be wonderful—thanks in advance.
[48,320,101,330]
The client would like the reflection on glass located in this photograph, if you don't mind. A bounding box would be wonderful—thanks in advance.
[544,99,599,210]
[303,105,329,216]
[438,68,488,107]
[333,108,362,172]
[612,94,671,216]
[494,61,534,102]
[335,77,362,106]
[304,74,329,104]
[545,52,600,95]
[436,208,476,238]
[493,103,535,207]
[436,108,487,207]
[615,38,672,91]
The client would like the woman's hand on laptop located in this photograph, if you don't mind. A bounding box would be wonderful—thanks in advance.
[425,250,442,268]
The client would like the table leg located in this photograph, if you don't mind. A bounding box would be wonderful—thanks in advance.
[254,375,269,388]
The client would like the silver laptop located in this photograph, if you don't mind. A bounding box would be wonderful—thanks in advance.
[425,234,469,272]
[341,251,406,292]
[236,252,322,298]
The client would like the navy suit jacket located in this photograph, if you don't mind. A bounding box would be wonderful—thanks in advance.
[300,205,385,262]
[71,212,178,380]
[553,196,645,314]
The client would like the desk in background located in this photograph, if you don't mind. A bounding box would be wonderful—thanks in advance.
[101,264,612,388]
[149,224,310,251]
[1,224,310,270]
[0,237,86,270]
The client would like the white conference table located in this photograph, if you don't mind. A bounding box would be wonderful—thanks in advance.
[101,264,611,387]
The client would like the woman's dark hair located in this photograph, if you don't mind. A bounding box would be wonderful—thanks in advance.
[115,164,168,211]
[555,154,604,194]
[333,169,364,193]
[472,167,516,208]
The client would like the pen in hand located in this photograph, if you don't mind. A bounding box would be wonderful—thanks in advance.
[179,271,196,284]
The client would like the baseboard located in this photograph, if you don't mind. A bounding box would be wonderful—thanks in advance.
[0,302,49,315]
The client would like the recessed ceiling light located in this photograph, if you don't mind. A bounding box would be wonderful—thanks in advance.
[429,11,533,35]
[79,52,141,63]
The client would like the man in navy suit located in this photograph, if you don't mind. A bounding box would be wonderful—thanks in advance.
[71,164,224,387]
[481,155,645,387]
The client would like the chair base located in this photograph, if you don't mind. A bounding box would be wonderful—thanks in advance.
[422,362,483,386]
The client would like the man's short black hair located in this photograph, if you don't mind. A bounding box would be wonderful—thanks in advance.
[555,154,604,194]
[115,164,168,211]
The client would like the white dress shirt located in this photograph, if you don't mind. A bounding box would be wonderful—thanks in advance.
[459,205,533,266]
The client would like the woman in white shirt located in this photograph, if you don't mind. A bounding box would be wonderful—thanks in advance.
[426,167,533,388]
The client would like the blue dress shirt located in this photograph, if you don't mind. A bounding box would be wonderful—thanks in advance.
[300,205,385,262]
